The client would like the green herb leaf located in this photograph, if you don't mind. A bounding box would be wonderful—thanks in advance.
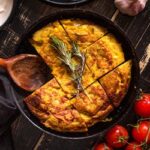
[50,36,85,95]
[71,41,85,92]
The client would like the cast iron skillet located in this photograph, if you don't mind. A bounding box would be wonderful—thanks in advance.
[13,9,140,140]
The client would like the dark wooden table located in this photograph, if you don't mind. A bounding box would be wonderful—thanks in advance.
[0,0,150,149]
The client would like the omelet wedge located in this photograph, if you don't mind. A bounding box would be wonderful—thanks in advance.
[24,78,87,132]
[30,21,72,69]
[86,33,125,79]
[99,60,132,107]
[60,19,107,52]
[71,81,113,127]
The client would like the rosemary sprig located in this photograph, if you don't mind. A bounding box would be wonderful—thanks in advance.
[50,36,85,94]
[50,36,75,71]
[71,42,85,92]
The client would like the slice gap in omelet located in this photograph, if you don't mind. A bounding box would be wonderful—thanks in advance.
[24,78,88,132]
[70,81,114,127]
[29,20,72,70]
[97,60,126,81]
[97,80,116,109]
[85,33,125,80]
[58,20,72,40]
[99,60,132,107]
[52,62,96,99]
[26,19,132,132]
[59,18,108,53]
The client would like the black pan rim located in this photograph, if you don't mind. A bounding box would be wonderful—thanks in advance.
[13,9,140,140]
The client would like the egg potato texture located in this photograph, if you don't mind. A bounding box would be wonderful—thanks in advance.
[24,19,132,132]
[99,60,132,107]
[60,19,108,51]
[85,33,125,79]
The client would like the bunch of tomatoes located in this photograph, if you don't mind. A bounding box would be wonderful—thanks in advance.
[94,93,150,150]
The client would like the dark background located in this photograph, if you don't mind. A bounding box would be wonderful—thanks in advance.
[0,0,150,149]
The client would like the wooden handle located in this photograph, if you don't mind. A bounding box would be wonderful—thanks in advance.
[0,58,7,68]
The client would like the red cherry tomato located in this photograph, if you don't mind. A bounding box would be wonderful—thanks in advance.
[125,142,142,150]
[105,125,129,148]
[132,121,150,144]
[94,143,113,150]
[134,93,150,117]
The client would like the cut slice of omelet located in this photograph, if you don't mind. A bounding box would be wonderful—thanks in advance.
[60,19,108,52]
[86,33,125,79]
[71,81,114,127]
[24,78,88,132]
[30,21,72,69]
[99,60,132,107]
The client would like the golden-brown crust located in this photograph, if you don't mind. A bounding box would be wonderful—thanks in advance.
[30,21,71,69]
[25,94,50,121]
[26,19,131,132]
[99,60,132,107]
[86,82,110,115]
[26,96,88,132]
[71,82,114,127]
[60,19,108,51]
[24,78,88,132]
[79,102,113,127]
[24,79,114,131]
[86,33,125,79]
[43,109,88,132]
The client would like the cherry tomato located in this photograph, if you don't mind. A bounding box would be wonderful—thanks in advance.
[125,142,142,150]
[132,121,150,144]
[94,143,113,150]
[105,125,129,148]
[134,93,150,117]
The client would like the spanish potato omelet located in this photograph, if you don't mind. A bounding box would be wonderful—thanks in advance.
[24,19,132,132]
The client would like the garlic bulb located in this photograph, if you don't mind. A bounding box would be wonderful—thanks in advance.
[114,0,148,16]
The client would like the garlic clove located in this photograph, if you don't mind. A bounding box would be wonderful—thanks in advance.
[114,0,148,16]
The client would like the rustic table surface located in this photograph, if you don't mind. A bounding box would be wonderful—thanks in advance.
[0,0,150,150]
